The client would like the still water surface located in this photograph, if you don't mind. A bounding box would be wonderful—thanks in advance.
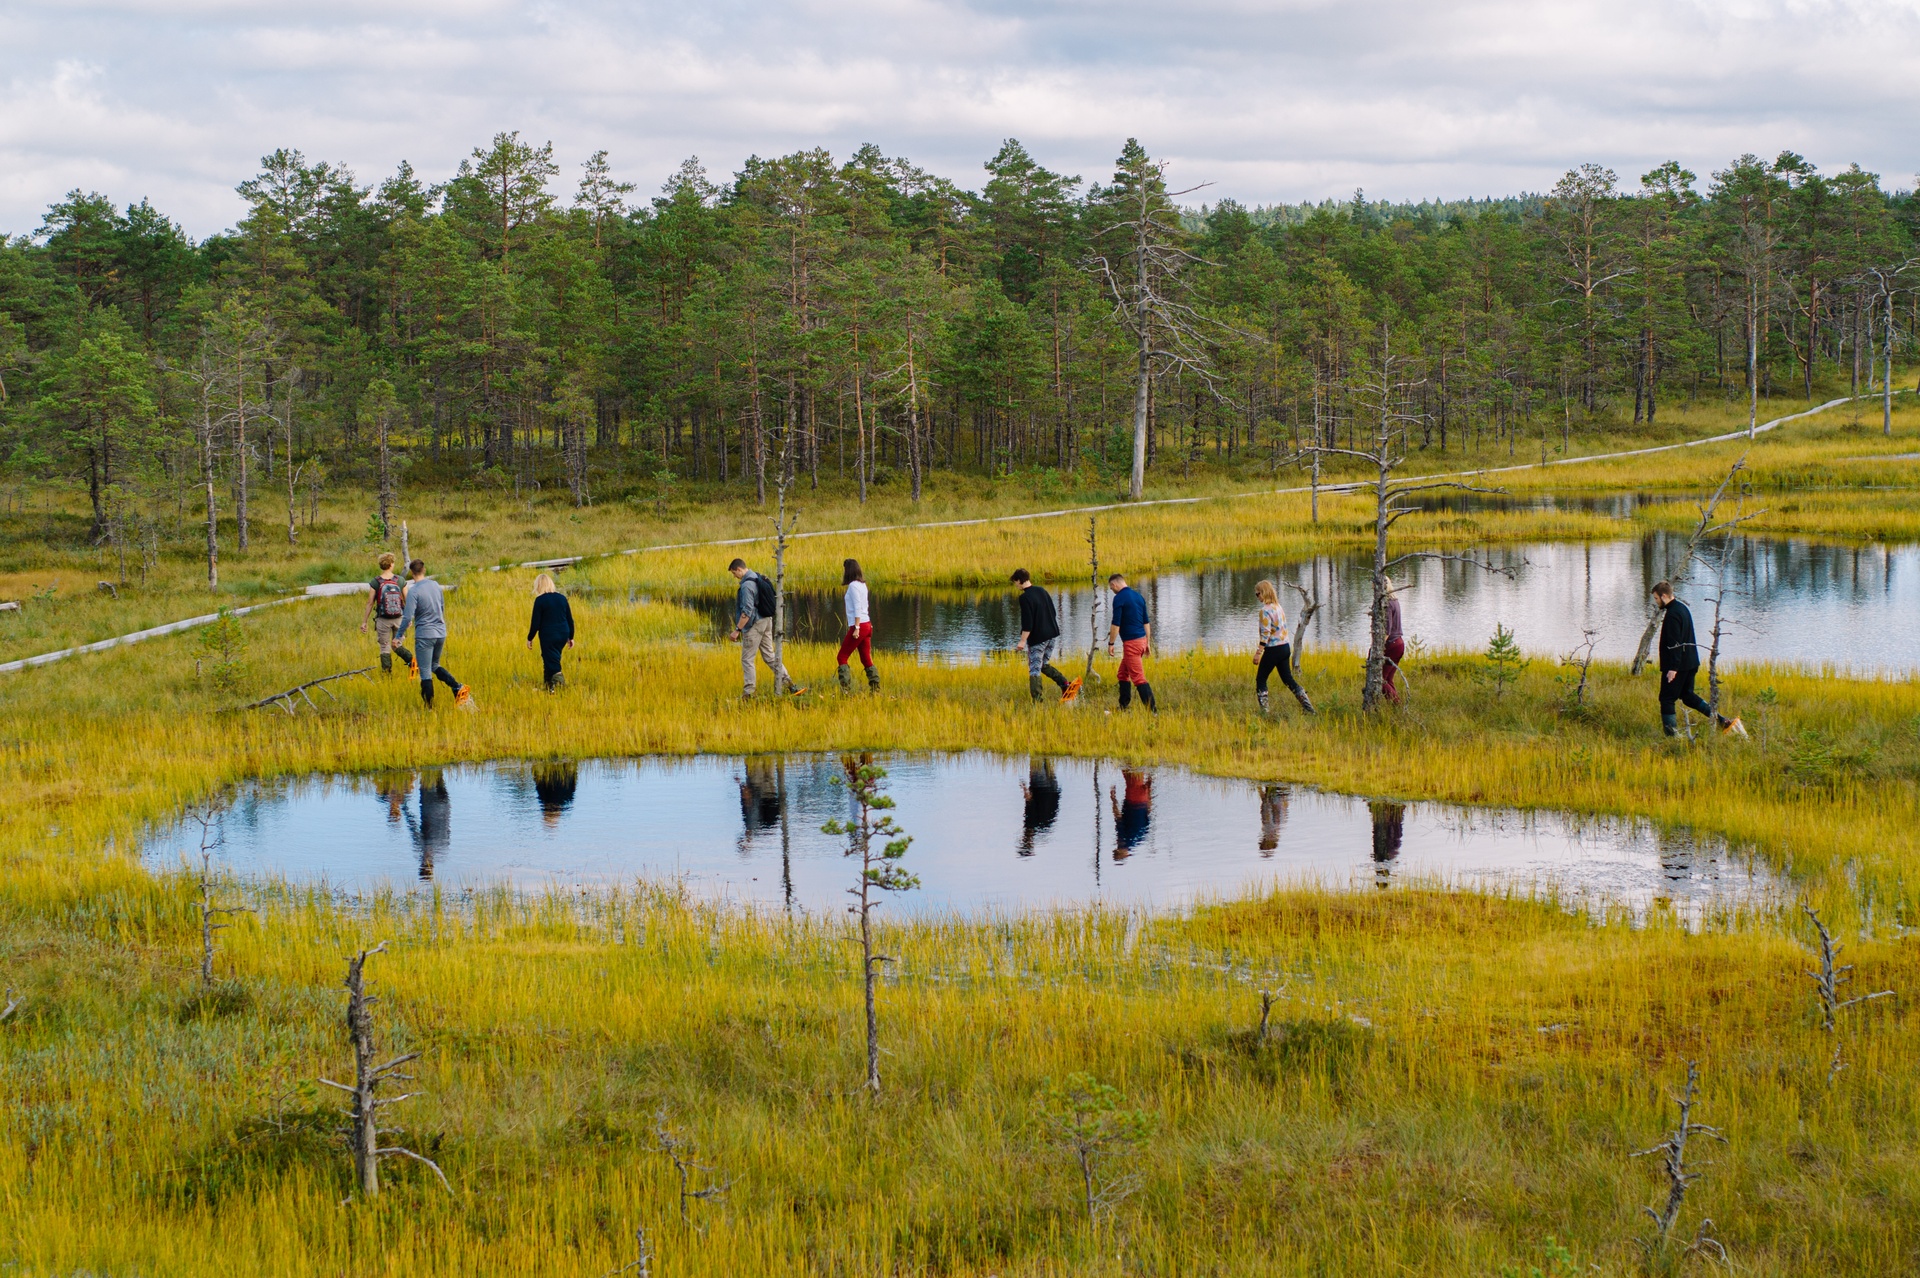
[145,754,1769,917]
[684,534,1917,673]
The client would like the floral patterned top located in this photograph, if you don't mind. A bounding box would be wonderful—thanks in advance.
[1258,601,1289,648]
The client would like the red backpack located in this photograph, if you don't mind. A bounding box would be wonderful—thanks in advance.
[376,576,406,618]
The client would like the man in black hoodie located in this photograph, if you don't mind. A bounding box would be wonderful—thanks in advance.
[1652,582,1745,738]
[1010,569,1081,703]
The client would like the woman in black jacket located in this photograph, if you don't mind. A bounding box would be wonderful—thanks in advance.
[527,573,576,690]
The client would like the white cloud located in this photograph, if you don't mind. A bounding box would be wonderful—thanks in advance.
[4,0,1919,238]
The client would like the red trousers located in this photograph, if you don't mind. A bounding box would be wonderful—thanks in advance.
[1383,636,1405,702]
[836,622,874,668]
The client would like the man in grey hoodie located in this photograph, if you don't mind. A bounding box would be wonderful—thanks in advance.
[395,559,473,708]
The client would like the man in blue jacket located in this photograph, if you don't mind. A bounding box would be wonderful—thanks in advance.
[1106,573,1155,712]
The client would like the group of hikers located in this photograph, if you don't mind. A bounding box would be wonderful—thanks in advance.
[356,549,1744,737]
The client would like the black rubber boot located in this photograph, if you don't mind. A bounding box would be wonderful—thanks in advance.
[380,653,393,674]
[1662,712,1679,737]
[1139,682,1156,713]
[1041,663,1069,693]
[1257,689,1269,712]
[1293,686,1316,714]
[420,681,434,708]
[1028,675,1045,702]
[866,665,881,692]
[1118,682,1132,710]
[838,664,854,692]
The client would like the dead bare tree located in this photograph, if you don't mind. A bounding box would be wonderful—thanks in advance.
[822,759,918,1093]
[655,1109,731,1227]
[1631,1061,1728,1265]
[240,667,374,715]
[1090,142,1228,500]
[1081,515,1104,685]
[318,943,450,1198]
[1279,579,1321,676]
[602,1228,653,1277]
[1559,627,1601,710]
[182,797,252,986]
[1803,905,1894,1082]
[1306,328,1516,710]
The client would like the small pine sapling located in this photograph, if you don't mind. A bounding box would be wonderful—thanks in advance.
[318,942,449,1198]
[1802,905,1894,1082]
[1474,623,1529,699]
[1039,1073,1153,1230]
[196,608,249,695]
[1630,1060,1728,1266]
[823,760,918,1093]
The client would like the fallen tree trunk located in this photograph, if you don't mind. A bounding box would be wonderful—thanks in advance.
[241,667,374,715]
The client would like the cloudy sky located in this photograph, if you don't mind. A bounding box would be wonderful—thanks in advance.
[3,0,1918,238]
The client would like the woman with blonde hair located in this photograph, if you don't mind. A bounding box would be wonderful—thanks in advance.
[1253,579,1314,714]
[526,572,576,690]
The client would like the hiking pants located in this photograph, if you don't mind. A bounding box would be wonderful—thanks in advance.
[1659,667,1713,718]
[1256,644,1304,696]
[836,622,874,669]
[740,618,791,695]
[413,636,462,691]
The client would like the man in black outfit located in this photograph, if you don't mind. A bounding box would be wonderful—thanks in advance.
[1009,568,1080,703]
[1652,581,1745,739]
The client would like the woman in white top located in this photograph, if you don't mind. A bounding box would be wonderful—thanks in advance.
[836,558,879,692]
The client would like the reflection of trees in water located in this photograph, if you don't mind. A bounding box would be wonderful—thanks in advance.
[1258,785,1290,854]
[1109,769,1152,861]
[1020,759,1061,857]
[532,762,578,827]
[1368,801,1406,888]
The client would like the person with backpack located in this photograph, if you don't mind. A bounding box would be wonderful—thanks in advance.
[526,572,576,691]
[358,552,414,675]
[394,558,473,710]
[835,558,879,693]
[727,559,802,698]
[1106,573,1155,712]
[1252,579,1314,714]
[1651,581,1745,739]
[1010,568,1080,703]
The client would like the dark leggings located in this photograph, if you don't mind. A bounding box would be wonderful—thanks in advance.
[1256,645,1303,695]
[1660,667,1714,718]
[540,642,565,680]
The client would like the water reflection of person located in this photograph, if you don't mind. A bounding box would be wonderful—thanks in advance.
[738,758,783,839]
[412,769,451,881]
[1258,785,1291,854]
[1369,801,1406,888]
[532,762,578,827]
[1019,759,1062,856]
[1109,769,1152,860]
[374,773,410,827]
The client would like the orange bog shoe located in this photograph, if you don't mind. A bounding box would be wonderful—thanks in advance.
[454,685,476,709]
[1061,677,1083,704]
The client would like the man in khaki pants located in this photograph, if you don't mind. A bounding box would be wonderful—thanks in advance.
[726,558,803,697]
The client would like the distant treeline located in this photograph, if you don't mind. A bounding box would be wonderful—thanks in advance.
[2,136,1916,545]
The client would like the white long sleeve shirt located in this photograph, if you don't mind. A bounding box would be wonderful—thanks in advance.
[844,579,871,627]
